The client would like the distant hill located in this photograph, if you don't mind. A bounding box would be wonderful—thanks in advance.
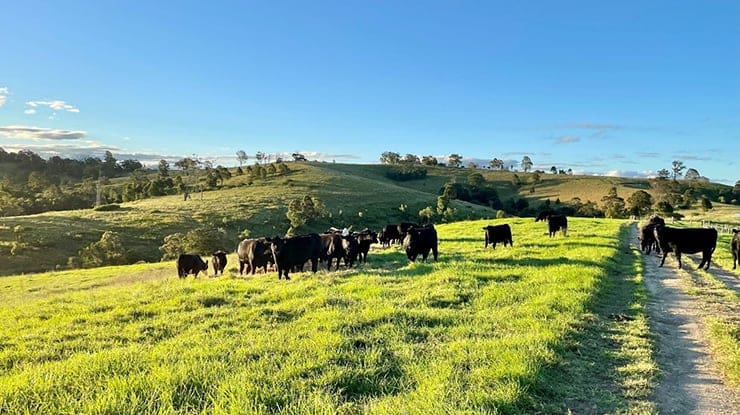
[0,161,737,276]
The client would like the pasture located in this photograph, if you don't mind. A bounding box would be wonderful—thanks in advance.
[0,218,656,414]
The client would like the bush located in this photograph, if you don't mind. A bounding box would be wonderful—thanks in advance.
[385,165,428,181]
[496,210,506,219]
[79,231,128,268]
[93,203,121,211]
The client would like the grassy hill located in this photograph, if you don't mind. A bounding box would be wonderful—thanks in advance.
[0,218,657,414]
[0,162,737,276]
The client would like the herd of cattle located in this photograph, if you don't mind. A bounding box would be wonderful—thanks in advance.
[176,212,740,279]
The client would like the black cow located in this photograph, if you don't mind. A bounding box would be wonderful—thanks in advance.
[177,254,208,278]
[354,230,378,263]
[320,232,346,271]
[732,229,739,270]
[211,250,227,276]
[268,233,322,280]
[379,224,400,248]
[639,216,665,254]
[653,225,717,270]
[341,233,360,268]
[535,211,568,237]
[236,238,273,275]
[397,222,419,243]
[483,224,513,249]
[403,224,438,262]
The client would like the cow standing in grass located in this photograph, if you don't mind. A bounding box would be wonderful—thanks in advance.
[354,230,378,263]
[236,238,273,275]
[211,251,227,276]
[268,233,322,280]
[732,229,739,270]
[653,225,717,270]
[639,215,665,254]
[535,210,568,237]
[483,224,513,249]
[177,254,208,278]
[403,224,438,262]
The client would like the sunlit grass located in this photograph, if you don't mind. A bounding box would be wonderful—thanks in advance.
[0,218,655,413]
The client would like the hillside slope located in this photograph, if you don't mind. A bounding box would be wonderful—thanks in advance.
[1,162,737,276]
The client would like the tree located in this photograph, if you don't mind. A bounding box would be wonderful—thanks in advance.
[448,154,463,168]
[489,158,504,170]
[292,152,307,162]
[671,160,685,181]
[286,195,327,232]
[402,153,420,164]
[684,168,700,180]
[236,150,248,166]
[601,186,626,218]
[550,166,557,174]
[255,151,265,165]
[78,231,128,268]
[627,190,653,216]
[158,159,170,178]
[654,200,674,216]
[467,173,485,188]
[380,151,401,165]
[657,169,670,179]
[118,159,143,173]
[421,155,438,166]
[567,168,573,175]
[521,156,533,172]
[467,162,477,169]
[700,196,713,211]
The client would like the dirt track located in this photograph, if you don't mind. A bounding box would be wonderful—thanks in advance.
[635,224,740,414]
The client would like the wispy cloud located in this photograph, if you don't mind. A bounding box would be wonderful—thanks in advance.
[24,109,36,115]
[636,152,660,158]
[556,135,579,144]
[0,125,87,140]
[25,100,80,114]
[0,86,8,107]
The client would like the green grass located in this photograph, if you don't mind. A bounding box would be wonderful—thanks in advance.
[0,218,656,414]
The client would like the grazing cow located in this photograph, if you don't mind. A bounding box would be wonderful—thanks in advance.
[732,229,739,270]
[320,232,346,271]
[354,230,378,263]
[268,233,322,280]
[535,211,568,237]
[403,224,438,262]
[482,224,513,249]
[639,216,665,254]
[177,254,208,278]
[379,224,401,248]
[236,238,273,275]
[397,222,419,243]
[653,225,717,270]
[211,250,227,276]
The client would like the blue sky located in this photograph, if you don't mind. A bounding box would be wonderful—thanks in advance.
[1,1,738,184]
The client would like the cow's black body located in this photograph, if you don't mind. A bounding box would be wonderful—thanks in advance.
[269,233,322,279]
[211,250,227,276]
[403,224,438,262]
[653,226,717,270]
[482,224,513,249]
[177,254,208,278]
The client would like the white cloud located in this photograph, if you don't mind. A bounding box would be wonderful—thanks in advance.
[557,135,579,144]
[0,125,87,140]
[0,87,8,94]
[24,108,36,115]
[0,86,7,106]
[0,96,5,106]
[25,100,80,114]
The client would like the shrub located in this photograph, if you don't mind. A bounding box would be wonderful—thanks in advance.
[385,165,427,181]
[496,210,506,219]
[79,231,128,268]
[93,203,121,211]
[159,227,229,260]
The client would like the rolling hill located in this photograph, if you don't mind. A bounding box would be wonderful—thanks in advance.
[0,161,737,276]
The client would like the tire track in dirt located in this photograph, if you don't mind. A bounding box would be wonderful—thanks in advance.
[634,224,740,414]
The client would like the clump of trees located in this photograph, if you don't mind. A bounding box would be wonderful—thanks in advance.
[75,231,128,268]
[286,195,327,234]
[159,227,230,260]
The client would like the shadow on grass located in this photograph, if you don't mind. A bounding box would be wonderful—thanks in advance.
[498,223,654,413]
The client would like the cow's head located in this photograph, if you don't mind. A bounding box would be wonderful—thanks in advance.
[535,210,554,222]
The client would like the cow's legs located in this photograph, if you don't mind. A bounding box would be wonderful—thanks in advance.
[676,252,683,269]
[659,252,667,267]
